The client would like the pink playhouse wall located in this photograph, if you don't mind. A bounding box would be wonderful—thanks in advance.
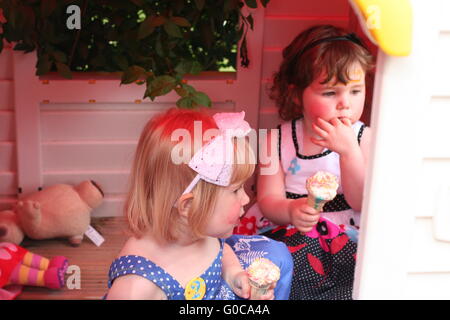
[0,0,372,217]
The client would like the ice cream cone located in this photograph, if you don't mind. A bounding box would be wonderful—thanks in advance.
[248,279,271,299]
[246,258,280,299]
[306,171,339,212]
[307,194,328,212]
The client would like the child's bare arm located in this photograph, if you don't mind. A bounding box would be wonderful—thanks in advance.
[107,274,166,300]
[259,171,320,232]
[221,243,250,299]
[257,162,292,225]
[257,129,292,225]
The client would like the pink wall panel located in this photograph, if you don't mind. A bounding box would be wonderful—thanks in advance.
[93,198,125,218]
[43,171,129,195]
[259,80,276,109]
[0,81,13,110]
[0,112,15,141]
[265,0,349,17]
[263,17,349,49]
[0,48,12,80]
[41,143,136,171]
[41,110,154,141]
[0,143,16,171]
[0,172,16,195]
[0,47,17,202]
[40,104,233,142]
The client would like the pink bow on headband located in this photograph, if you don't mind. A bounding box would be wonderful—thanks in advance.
[181,111,251,195]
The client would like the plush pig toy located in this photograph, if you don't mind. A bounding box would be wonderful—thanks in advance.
[0,181,104,246]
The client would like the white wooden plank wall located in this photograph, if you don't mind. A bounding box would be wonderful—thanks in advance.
[406,0,450,298]
[258,0,350,129]
[39,100,234,217]
[0,44,16,210]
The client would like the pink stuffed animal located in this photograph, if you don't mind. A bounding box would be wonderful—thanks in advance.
[0,180,104,246]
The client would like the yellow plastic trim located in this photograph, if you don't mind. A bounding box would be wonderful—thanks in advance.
[349,0,412,56]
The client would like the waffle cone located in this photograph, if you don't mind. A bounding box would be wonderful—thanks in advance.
[307,194,328,212]
[248,279,271,299]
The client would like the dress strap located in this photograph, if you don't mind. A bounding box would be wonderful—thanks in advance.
[291,118,332,159]
[108,239,228,300]
[108,255,185,299]
[357,123,366,145]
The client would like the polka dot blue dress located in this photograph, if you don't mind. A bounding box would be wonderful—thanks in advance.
[107,238,237,300]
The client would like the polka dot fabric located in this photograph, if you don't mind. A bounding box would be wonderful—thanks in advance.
[263,222,357,300]
[107,239,236,300]
[286,193,352,212]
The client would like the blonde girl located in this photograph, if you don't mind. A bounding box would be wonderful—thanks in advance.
[106,108,293,300]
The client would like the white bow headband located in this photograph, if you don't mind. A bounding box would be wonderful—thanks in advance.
[180,111,251,196]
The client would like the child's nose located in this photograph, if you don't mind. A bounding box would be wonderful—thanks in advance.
[337,94,350,110]
[337,98,350,110]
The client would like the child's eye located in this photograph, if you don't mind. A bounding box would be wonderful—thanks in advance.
[233,185,243,193]
[322,91,335,97]
[351,90,361,95]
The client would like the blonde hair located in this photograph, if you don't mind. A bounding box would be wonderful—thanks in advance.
[125,108,255,242]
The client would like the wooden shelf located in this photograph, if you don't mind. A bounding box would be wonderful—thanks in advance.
[16,217,128,300]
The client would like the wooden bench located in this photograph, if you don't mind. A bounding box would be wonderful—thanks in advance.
[16,217,128,300]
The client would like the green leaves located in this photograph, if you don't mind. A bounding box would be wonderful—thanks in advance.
[36,52,70,77]
[0,0,271,109]
[191,91,211,107]
[138,15,167,39]
[121,65,147,84]
[36,54,53,76]
[175,83,211,108]
[55,62,72,79]
[194,0,205,10]
[147,75,177,97]
[139,15,189,40]
[175,60,202,76]
[138,17,156,39]
[171,17,191,27]
[164,20,183,38]
[143,77,211,108]
[40,0,57,18]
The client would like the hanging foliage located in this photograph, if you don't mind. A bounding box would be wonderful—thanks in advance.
[0,0,270,108]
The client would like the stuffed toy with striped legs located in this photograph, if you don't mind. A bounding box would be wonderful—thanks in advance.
[0,242,68,299]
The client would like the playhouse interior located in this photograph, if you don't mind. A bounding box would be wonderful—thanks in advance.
[0,0,420,300]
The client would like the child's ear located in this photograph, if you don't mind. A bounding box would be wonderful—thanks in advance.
[176,193,193,218]
[293,89,302,107]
